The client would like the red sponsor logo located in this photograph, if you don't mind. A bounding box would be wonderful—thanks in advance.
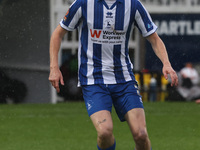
[90,29,102,38]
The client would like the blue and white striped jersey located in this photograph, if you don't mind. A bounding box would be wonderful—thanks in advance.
[60,0,157,86]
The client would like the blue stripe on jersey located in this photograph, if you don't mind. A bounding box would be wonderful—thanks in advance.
[124,0,137,80]
[79,0,88,85]
[125,0,137,50]
[93,0,104,84]
[63,0,82,27]
[94,0,103,29]
[125,49,135,80]
[137,1,153,32]
[113,45,126,83]
[131,0,137,22]
[93,43,104,84]
[115,0,125,30]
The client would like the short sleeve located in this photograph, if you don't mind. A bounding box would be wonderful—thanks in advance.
[60,0,82,31]
[134,0,157,37]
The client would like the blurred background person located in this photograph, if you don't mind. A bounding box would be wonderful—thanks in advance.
[177,62,200,102]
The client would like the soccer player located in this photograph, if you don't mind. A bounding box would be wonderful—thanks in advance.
[49,0,178,149]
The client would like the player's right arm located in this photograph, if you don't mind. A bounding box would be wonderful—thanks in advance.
[49,0,82,92]
[49,25,67,93]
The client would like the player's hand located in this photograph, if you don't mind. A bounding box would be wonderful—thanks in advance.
[49,67,64,93]
[162,65,178,87]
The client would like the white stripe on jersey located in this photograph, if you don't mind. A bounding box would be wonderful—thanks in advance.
[135,10,147,36]
[124,0,131,31]
[102,5,116,84]
[87,0,95,85]
[122,0,132,81]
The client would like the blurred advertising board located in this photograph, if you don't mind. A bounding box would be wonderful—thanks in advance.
[145,14,200,71]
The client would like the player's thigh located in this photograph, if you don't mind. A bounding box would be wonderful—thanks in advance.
[90,110,113,133]
[125,108,147,137]
[111,81,144,122]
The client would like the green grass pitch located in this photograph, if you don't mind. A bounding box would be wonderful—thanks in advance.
[0,102,200,150]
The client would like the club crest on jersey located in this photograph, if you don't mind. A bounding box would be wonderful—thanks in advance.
[104,19,115,29]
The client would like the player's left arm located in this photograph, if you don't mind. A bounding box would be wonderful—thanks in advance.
[146,32,178,86]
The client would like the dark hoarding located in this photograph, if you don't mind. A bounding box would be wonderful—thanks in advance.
[145,14,200,71]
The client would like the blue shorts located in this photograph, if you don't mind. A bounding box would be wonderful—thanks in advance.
[81,81,144,122]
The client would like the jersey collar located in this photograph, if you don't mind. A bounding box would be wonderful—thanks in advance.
[97,0,123,3]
